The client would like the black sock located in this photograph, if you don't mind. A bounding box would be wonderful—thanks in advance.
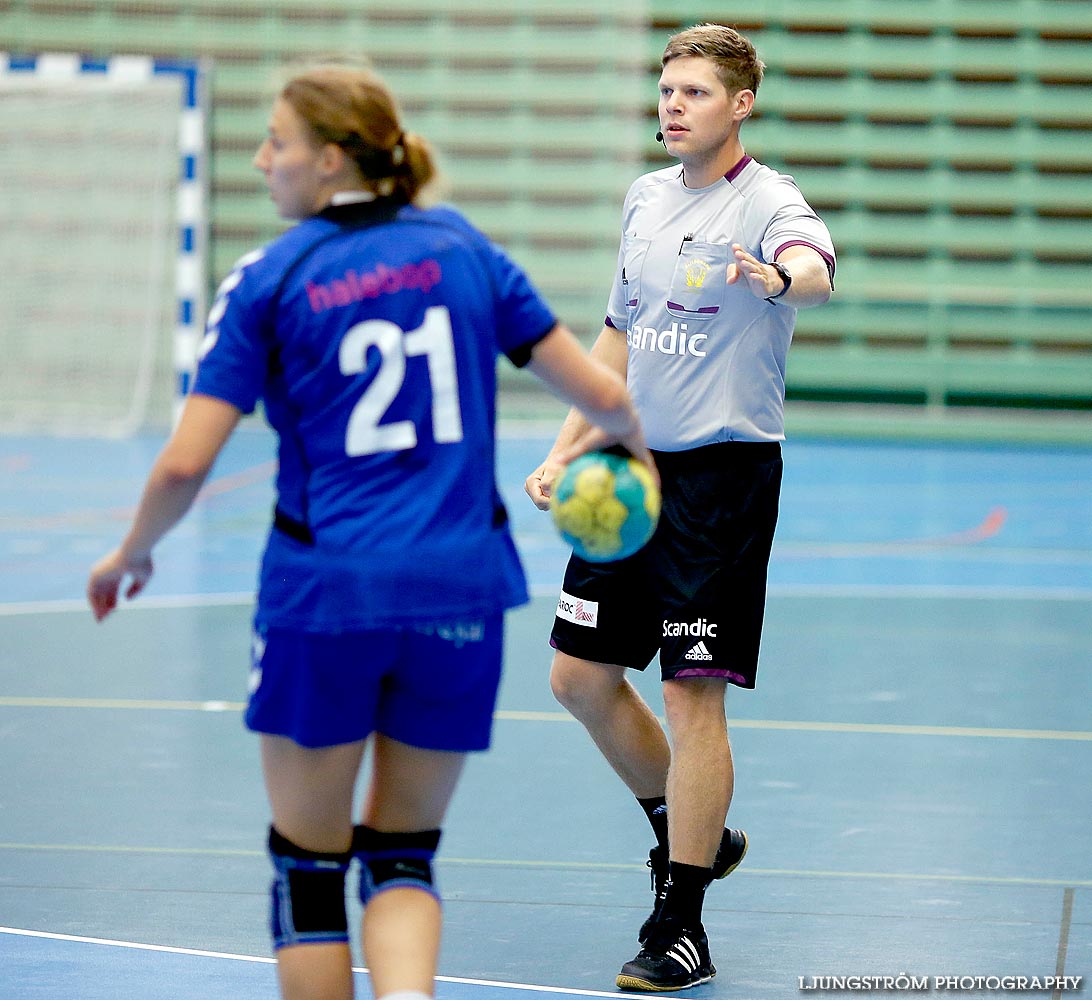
[637,795,669,850]
[659,861,713,929]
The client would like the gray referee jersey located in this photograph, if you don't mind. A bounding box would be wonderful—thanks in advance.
[606,156,835,450]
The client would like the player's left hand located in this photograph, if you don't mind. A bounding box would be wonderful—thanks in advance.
[727,243,786,300]
[525,460,556,511]
[87,547,154,622]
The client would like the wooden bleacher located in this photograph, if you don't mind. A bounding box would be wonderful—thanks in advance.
[2,0,1089,440]
[647,2,1092,440]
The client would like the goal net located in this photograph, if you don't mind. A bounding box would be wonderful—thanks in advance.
[0,54,206,435]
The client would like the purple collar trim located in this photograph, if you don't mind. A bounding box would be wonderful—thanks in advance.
[724,155,753,183]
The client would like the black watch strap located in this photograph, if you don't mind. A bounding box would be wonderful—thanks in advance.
[765,260,792,302]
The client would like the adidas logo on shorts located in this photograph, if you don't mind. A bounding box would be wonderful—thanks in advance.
[685,641,713,661]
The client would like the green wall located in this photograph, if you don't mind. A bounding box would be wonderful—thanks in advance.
[4,0,1090,441]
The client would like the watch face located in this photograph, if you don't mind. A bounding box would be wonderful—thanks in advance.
[768,262,790,299]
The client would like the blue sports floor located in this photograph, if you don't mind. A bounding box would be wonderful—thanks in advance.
[1,420,1089,999]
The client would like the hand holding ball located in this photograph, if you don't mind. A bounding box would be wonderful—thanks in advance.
[551,450,660,562]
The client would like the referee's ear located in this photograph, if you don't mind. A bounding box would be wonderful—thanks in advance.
[731,89,755,122]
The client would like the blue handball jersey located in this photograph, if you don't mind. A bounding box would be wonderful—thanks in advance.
[193,199,556,632]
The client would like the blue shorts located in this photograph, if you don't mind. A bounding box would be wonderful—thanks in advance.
[245,615,505,751]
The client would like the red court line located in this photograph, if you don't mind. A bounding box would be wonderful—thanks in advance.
[775,506,1008,558]
[927,506,1007,546]
[193,461,277,500]
[0,461,276,530]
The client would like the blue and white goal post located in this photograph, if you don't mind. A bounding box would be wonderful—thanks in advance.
[0,52,208,435]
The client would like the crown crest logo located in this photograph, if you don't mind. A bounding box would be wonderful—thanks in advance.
[684,258,711,288]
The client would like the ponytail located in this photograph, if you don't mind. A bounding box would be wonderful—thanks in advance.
[392,131,437,203]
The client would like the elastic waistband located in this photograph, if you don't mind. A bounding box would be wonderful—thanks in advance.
[652,440,781,471]
[273,506,315,546]
[274,502,509,546]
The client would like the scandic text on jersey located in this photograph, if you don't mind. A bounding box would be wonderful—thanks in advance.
[627,321,707,358]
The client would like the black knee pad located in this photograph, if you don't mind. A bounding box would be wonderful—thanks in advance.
[353,825,442,905]
[267,826,352,950]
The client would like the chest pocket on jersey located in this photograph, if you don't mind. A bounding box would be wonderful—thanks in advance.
[621,234,650,324]
[665,241,729,322]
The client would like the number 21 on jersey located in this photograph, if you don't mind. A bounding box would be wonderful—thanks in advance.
[338,305,464,457]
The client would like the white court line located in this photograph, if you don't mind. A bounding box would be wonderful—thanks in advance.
[0,925,274,963]
[0,592,253,616]
[756,583,1092,600]
[3,583,1092,617]
[1,698,1088,742]
[0,926,638,998]
[773,542,1092,564]
[540,582,1092,600]
[1,853,1090,890]
[503,714,1092,742]
[0,696,243,711]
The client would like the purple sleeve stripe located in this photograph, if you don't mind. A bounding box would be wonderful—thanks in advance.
[774,240,837,283]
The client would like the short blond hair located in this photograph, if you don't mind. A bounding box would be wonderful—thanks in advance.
[662,23,765,95]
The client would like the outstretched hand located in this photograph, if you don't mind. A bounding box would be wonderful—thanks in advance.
[727,243,786,300]
[87,547,154,622]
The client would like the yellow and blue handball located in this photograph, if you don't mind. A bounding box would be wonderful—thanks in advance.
[551,449,661,562]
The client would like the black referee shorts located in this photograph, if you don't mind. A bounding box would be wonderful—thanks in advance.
[550,441,782,689]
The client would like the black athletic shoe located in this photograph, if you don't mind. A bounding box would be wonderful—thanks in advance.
[638,829,748,942]
[712,828,749,881]
[617,918,716,992]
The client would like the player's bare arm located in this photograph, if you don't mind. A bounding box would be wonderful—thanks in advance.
[87,394,241,621]
[525,323,631,510]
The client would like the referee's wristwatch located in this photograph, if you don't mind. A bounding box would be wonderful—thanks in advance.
[765,260,792,303]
